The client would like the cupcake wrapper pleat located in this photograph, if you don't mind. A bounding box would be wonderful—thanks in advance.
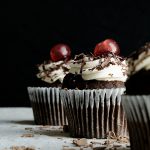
[122,95,150,150]
[61,88,128,138]
[27,87,68,125]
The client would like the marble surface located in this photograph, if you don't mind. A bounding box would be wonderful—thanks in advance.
[0,108,130,150]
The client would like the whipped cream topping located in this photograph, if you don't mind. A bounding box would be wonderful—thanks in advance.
[128,42,150,75]
[69,53,128,82]
[37,60,71,84]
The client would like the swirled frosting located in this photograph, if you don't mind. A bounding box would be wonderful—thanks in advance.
[128,42,150,75]
[69,53,128,82]
[36,60,71,84]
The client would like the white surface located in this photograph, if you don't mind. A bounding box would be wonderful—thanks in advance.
[0,108,130,150]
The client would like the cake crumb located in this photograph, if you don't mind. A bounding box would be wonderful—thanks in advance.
[73,138,88,146]
[107,131,129,143]
[10,146,35,150]
[25,128,33,130]
[21,134,34,137]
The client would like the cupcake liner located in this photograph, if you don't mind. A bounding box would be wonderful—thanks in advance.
[122,95,150,150]
[60,88,128,138]
[27,87,68,125]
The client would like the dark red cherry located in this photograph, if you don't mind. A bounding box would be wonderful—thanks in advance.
[50,44,71,61]
[94,39,120,56]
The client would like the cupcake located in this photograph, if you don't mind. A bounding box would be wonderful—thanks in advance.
[61,39,128,138]
[28,43,71,125]
[122,42,150,150]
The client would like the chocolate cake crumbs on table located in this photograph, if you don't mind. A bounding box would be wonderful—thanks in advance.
[0,107,130,150]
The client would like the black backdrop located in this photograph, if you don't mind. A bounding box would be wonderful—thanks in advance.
[1,0,150,106]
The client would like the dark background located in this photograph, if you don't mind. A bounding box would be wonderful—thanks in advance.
[1,0,150,106]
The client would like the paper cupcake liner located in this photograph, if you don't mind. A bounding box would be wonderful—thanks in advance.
[122,95,150,150]
[27,87,68,125]
[60,88,128,138]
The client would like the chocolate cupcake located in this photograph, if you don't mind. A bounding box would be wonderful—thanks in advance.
[122,42,150,150]
[61,39,128,138]
[28,43,71,125]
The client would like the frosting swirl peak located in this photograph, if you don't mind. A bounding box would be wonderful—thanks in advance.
[69,53,128,82]
[37,60,71,84]
[128,42,150,75]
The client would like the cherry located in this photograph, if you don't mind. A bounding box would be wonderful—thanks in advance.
[94,39,120,56]
[50,43,71,61]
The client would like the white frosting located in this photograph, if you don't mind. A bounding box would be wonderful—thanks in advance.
[69,54,128,82]
[135,56,150,72]
[37,60,71,84]
[69,58,100,74]
[82,64,127,81]
[128,49,150,74]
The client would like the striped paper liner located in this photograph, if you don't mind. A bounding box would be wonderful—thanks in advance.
[122,95,150,150]
[27,87,68,125]
[61,88,128,138]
